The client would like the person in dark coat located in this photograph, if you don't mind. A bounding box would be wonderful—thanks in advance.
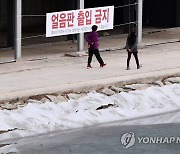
[125,29,141,70]
[86,25,106,69]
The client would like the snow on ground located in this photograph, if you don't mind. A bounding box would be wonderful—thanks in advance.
[0,84,180,141]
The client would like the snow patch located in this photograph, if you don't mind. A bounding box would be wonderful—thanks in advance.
[0,84,180,141]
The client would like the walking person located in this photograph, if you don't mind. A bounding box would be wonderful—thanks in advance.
[125,28,141,70]
[86,25,106,69]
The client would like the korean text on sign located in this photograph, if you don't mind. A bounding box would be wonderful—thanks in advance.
[46,6,114,37]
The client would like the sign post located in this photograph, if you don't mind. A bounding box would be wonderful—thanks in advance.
[15,0,22,59]
[137,0,143,44]
[77,0,84,51]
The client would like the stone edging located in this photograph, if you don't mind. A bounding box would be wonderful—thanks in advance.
[0,76,179,111]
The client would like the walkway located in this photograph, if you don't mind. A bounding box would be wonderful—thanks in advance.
[0,27,180,102]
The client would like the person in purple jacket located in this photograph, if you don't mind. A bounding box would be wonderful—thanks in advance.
[86,25,106,69]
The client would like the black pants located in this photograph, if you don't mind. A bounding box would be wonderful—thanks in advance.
[127,52,140,67]
[88,49,104,66]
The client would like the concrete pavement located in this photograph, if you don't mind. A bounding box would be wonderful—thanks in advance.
[0,28,180,102]
[1,27,180,61]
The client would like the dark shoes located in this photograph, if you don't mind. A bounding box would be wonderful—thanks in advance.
[126,67,130,70]
[126,64,142,70]
[100,63,106,67]
[87,63,106,69]
[137,64,142,69]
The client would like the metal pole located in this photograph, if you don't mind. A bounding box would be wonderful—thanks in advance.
[137,0,143,44]
[14,0,22,59]
[77,0,84,51]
